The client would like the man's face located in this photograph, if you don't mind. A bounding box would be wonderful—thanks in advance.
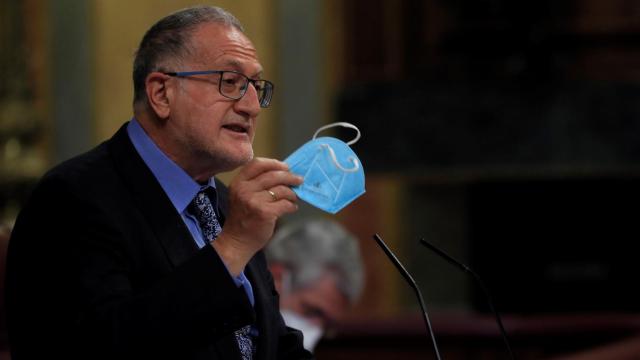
[281,272,350,329]
[164,23,263,178]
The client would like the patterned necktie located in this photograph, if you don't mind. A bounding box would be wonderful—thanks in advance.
[189,189,222,242]
[189,189,255,360]
[235,325,256,360]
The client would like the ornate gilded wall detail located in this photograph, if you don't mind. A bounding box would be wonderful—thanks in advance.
[0,0,48,227]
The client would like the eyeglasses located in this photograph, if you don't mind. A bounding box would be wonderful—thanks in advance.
[163,70,274,108]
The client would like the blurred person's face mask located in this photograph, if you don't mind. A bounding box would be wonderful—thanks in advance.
[284,122,365,214]
[280,309,323,352]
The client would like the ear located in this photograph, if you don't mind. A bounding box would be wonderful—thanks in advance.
[145,72,172,119]
[269,263,286,295]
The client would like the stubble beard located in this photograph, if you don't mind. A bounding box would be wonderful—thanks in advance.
[191,139,254,175]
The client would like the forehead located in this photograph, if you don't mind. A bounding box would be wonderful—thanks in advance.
[188,22,262,76]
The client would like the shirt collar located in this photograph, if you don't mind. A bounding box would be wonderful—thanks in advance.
[127,118,216,214]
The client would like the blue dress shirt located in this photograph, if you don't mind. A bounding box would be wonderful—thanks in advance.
[127,118,254,307]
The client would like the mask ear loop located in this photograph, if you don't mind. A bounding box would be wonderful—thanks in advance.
[312,122,361,145]
[320,144,360,172]
[312,122,361,173]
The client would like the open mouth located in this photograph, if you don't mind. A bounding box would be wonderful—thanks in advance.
[222,124,248,134]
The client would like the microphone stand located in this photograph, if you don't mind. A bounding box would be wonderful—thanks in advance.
[419,238,516,360]
[373,234,442,360]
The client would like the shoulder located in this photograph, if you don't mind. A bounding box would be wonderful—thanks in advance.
[47,143,111,183]
[26,125,133,210]
[40,141,121,201]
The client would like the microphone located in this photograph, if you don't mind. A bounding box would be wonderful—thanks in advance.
[419,238,516,360]
[373,234,442,360]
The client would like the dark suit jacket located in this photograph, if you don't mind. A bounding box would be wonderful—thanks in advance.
[5,123,312,360]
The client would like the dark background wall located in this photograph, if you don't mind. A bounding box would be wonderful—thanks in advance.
[334,0,640,316]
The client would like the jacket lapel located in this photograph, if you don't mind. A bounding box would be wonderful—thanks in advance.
[107,123,198,268]
[107,123,263,359]
[245,257,273,360]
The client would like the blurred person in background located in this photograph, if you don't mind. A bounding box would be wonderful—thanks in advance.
[266,218,365,352]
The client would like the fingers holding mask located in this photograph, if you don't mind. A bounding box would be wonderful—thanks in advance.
[258,173,302,217]
[215,158,304,275]
[223,158,302,247]
[236,157,289,182]
[238,158,301,202]
[264,184,298,205]
[240,159,302,190]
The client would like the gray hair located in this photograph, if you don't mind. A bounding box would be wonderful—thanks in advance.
[132,5,244,106]
[266,219,365,303]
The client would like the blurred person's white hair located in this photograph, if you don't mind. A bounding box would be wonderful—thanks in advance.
[267,218,364,302]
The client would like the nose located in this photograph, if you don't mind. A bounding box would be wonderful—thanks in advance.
[234,82,261,118]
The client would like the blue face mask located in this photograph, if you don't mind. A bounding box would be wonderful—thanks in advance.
[284,122,365,214]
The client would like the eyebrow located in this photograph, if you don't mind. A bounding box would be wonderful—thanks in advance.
[220,59,263,79]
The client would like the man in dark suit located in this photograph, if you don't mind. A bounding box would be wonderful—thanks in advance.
[5,5,312,360]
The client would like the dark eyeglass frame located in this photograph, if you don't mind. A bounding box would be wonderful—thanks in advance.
[163,70,274,108]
